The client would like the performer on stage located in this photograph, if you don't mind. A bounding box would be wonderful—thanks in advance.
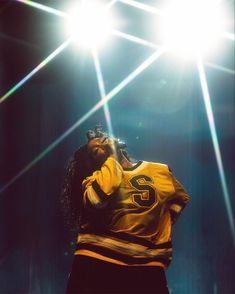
[62,126,190,294]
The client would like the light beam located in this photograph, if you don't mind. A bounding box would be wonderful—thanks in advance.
[159,0,224,59]
[197,57,235,244]
[205,62,235,76]
[92,47,114,136]
[0,47,165,194]
[0,39,71,104]
[16,0,68,18]
[112,30,160,49]
[119,0,164,16]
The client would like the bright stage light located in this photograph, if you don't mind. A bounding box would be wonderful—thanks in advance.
[159,0,225,59]
[66,1,114,49]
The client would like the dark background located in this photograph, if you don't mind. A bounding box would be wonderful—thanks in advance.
[0,0,234,293]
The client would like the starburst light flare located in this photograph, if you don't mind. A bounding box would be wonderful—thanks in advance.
[159,0,225,59]
[66,0,114,49]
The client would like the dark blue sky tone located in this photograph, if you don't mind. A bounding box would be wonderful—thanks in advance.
[0,1,234,293]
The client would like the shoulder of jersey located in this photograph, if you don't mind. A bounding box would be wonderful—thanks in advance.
[144,161,169,169]
[127,161,171,174]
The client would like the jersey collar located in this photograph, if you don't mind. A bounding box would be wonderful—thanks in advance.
[123,161,143,171]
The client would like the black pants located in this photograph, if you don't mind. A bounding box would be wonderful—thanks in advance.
[66,255,169,294]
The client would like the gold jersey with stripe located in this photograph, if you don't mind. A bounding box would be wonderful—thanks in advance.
[75,156,189,268]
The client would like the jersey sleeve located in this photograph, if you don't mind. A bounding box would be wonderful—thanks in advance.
[167,168,190,224]
[82,156,123,208]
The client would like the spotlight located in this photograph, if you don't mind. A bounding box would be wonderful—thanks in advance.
[159,0,225,59]
[66,0,114,49]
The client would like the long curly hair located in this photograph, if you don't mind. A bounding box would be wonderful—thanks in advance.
[60,144,100,232]
[61,137,131,232]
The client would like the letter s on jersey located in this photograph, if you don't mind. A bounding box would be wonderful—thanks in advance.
[129,175,157,207]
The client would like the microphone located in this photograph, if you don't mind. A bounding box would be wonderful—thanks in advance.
[115,139,126,149]
[86,125,127,149]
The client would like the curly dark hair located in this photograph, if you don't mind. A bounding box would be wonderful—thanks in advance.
[60,136,130,232]
[60,144,101,232]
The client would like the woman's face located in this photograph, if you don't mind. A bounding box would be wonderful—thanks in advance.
[87,136,109,163]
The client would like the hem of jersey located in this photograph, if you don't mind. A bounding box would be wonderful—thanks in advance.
[74,249,166,268]
[78,232,172,252]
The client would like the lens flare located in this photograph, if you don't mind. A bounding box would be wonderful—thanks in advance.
[66,0,114,49]
[159,0,225,59]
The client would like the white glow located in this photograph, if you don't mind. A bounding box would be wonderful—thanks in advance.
[159,0,225,59]
[67,1,114,48]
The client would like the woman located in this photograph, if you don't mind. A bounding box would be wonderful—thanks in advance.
[62,128,189,293]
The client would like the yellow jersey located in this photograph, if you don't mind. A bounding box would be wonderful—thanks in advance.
[75,156,189,268]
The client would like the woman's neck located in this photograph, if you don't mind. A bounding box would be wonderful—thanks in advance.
[119,151,134,169]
